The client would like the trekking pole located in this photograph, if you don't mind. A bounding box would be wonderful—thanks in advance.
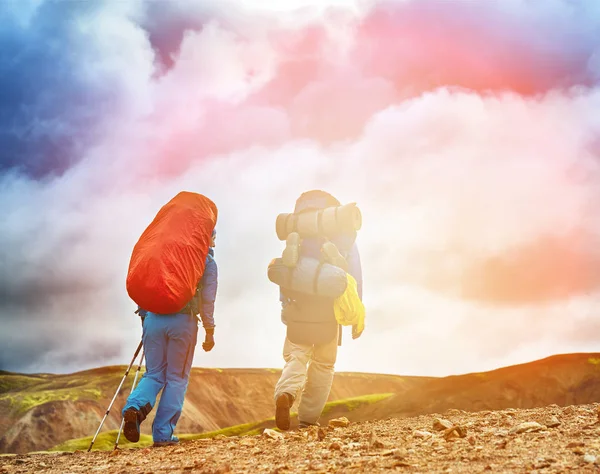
[87,340,143,452]
[113,349,145,450]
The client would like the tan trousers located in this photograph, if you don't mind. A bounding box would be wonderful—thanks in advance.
[274,335,338,425]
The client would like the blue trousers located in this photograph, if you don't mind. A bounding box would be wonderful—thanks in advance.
[122,312,198,442]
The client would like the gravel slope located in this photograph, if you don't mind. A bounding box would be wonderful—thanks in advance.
[2,403,600,473]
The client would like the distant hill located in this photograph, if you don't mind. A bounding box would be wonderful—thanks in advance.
[378,353,600,418]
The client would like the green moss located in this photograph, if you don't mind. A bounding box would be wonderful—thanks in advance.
[0,375,44,394]
[321,393,393,416]
[1,386,104,415]
[51,420,275,452]
[180,420,267,441]
[51,422,269,452]
[51,430,153,452]
[0,366,145,416]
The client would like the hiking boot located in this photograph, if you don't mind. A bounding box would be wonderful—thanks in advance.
[282,232,301,268]
[153,436,180,447]
[275,393,294,431]
[321,241,348,271]
[123,408,141,443]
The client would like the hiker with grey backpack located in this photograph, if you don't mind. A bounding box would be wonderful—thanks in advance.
[268,190,365,430]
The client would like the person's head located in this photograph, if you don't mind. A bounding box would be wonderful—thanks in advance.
[210,228,217,248]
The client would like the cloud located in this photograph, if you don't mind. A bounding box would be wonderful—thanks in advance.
[1,0,600,375]
[0,1,155,178]
[354,0,600,94]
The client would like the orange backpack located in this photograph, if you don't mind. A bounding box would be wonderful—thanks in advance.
[126,192,217,314]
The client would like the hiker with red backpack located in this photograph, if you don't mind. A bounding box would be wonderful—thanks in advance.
[121,192,218,447]
[268,190,365,430]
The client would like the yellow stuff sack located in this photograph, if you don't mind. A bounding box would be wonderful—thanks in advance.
[334,274,365,333]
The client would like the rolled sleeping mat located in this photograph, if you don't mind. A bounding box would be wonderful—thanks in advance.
[276,203,362,241]
[268,257,348,298]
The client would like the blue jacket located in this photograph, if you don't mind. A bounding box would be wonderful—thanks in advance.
[199,248,218,328]
[346,243,363,300]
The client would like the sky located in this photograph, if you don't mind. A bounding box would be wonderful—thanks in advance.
[1,0,600,377]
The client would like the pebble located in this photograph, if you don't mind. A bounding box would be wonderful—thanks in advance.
[329,417,350,428]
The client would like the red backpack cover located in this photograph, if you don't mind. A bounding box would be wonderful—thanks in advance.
[126,191,218,314]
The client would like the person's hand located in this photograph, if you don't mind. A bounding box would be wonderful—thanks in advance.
[352,325,363,340]
[202,328,215,352]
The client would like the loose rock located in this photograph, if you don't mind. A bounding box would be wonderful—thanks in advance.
[263,429,284,441]
[328,417,350,428]
[368,432,386,449]
[306,426,320,442]
[433,418,454,431]
[443,425,467,440]
[328,442,342,451]
[509,421,545,434]
[543,415,561,428]
[566,441,585,448]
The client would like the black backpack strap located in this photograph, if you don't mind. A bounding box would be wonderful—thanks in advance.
[182,278,204,316]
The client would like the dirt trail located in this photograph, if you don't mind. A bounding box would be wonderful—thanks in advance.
[2,403,599,473]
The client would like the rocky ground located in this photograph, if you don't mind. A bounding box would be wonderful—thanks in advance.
[1,403,600,473]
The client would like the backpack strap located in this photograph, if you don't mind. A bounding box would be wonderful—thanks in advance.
[182,278,204,316]
[313,261,325,295]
